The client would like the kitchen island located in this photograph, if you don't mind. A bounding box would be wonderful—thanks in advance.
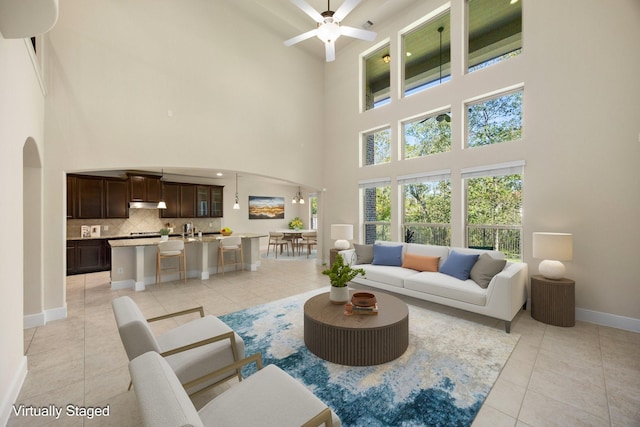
[108,233,266,291]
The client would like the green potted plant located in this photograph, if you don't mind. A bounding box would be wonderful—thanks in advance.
[322,253,365,303]
[159,228,170,241]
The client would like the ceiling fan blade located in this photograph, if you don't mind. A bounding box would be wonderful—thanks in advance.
[284,28,318,46]
[333,0,361,22]
[291,0,324,23]
[340,25,377,41]
[325,41,336,62]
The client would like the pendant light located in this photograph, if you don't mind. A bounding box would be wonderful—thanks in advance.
[436,26,451,123]
[233,173,240,210]
[157,169,167,209]
[292,187,305,204]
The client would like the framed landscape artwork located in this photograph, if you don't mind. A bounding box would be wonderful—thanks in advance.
[248,196,285,219]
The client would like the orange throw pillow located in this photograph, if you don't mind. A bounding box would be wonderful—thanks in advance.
[402,253,440,272]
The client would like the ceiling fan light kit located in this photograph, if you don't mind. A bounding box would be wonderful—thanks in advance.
[284,0,377,62]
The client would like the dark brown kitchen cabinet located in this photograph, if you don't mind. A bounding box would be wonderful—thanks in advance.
[66,241,76,275]
[196,186,210,217]
[179,184,196,218]
[104,179,129,218]
[76,176,104,219]
[129,174,161,202]
[67,175,76,219]
[210,185,223,217]
[160,182,180,218]
[67,239,111,275]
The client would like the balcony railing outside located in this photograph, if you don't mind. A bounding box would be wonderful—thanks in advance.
[467,224,522,261]
[403,224,451,246]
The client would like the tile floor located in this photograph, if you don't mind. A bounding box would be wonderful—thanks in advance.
[10,257,640,426]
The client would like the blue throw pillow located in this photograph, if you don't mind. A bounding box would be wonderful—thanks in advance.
[440,251,480,280]
[371,244,403,267]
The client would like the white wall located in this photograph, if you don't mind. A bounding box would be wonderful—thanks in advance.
[323,0,640,327]
[43,0,327,315]
[0,37,45,424]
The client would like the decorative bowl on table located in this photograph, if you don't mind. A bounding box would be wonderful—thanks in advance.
[351,292,376,307]
[220,228,232,236]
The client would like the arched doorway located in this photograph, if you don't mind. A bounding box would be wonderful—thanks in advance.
[23,137,44,327]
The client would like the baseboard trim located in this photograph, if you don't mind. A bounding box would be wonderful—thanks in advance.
[0,355,28,426]
[576,307,640,333]
[23,312,45,329]
[45,306,67,323]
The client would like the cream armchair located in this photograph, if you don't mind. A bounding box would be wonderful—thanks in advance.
[112,296,245,395]
[129,351,341,427]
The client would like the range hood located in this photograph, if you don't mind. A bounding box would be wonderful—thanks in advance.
[129,202,160,209]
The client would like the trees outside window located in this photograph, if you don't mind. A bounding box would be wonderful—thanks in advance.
[402,177,451,245]
[465,168,523,261]
[403,113,451,159]
[363,127,391,166]
[467,89,522,148]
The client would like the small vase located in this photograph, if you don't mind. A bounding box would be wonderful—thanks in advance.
[160,235,169,241]
[330,286,349,304]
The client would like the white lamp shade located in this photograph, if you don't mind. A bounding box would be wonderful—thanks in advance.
[532,232,573,260]
[533,232,573,280]
[331,224,353,250]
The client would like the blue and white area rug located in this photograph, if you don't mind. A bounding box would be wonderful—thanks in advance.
[219,290,519,427]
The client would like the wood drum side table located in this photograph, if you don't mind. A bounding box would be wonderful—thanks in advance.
[531,275,575,327]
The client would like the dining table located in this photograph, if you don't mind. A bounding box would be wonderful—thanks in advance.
[275,229,316,256]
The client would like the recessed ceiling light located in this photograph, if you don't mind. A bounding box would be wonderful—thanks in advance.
[216,172,223,176]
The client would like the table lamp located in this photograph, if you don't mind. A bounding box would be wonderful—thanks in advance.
[331,224,353,250]
[532,232,573,280]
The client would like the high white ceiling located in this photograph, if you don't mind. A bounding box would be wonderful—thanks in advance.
[231,0,418,60]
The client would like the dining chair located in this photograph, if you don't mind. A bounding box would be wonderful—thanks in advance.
[267,232,289,258]
[217,235,244,276]
[111,296,245,396]
[156,239,186,284]
[301,231,317,258]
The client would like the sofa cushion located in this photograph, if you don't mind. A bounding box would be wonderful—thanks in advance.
[401,253,440,272]
[357,264,419,288]
[353,243,374,264]
[404,272,487,306]
[372,244,403,266]
[405,243,450,266]
[440,251,479,280]
[470,253,507,288]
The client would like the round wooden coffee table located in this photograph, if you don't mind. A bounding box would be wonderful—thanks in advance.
[303,291,409,366]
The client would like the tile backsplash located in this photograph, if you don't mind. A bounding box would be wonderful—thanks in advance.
[67,209,222,238]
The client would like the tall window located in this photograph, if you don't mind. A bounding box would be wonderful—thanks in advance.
[400,171,451,245]
[467,89,523,148]
[403,112,451,159]
[361,180,391,244]
[467,0,522,72]
[403,10,450,96]
[463,162,524,261]
[362,127,391,166]
[363,43,391,111]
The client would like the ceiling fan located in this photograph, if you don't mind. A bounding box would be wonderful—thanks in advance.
[284,0,377,62]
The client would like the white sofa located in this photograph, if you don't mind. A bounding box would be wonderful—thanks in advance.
[341,242,528,333]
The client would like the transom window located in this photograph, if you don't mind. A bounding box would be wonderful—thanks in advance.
[403,112,451,159]
[467,0,522,72]
[467,89,523,148]
[362,127,391,166]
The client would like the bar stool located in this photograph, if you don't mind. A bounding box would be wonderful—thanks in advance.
[217,236,244,276]
[156,240,186,284]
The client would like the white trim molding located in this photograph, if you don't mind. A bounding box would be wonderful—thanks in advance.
[576,307,640,333]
